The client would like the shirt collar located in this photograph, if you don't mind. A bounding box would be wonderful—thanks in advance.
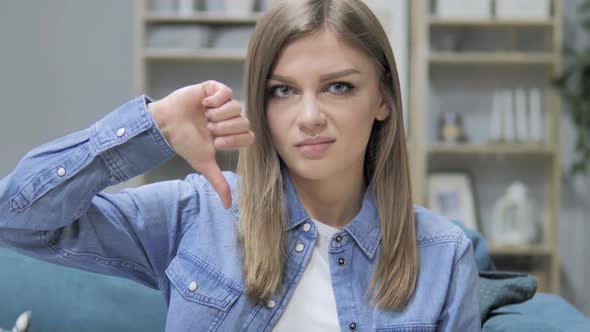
[283,170,382,259]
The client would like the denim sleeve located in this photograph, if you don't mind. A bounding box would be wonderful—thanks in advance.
[0,96,199,289]
[438,233,482,331]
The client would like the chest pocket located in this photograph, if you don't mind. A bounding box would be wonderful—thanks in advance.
[166,251,242,331]
[375,325,437,332]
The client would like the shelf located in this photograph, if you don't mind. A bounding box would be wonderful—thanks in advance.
[429,52,554,65]
[143,48,247,61]
[145,11,261,24]
[428,143,555,156]
[429,17,554,28]
[489,245,553,257]
[410,0,563,294]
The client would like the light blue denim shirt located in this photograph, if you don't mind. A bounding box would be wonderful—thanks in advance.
[0,96,481,331]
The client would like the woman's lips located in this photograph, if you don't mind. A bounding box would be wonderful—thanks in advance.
[297,142,334,158]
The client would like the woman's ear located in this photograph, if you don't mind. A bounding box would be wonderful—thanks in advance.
[376,93,391,121]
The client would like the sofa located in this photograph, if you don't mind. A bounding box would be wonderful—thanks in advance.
[1,223,588,331]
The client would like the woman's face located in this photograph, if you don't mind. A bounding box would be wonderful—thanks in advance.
[266,27,389,181]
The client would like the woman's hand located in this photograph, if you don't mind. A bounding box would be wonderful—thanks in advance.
[148,81,255,208]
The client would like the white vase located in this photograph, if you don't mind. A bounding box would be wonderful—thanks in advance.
[490,182,538,246]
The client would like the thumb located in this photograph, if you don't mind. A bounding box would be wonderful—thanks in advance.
[202,81,233,108]
[196,160,232,209]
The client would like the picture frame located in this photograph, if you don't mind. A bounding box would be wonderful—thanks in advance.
[427,172,479,231]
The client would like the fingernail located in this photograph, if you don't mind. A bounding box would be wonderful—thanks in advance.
[217,138,227,145]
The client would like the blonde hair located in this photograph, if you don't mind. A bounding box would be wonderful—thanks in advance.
[237,0,417,309]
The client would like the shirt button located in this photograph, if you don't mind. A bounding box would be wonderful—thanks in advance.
[57,167,66,177]
[188,281,198,292]
[337,257,346,265]
[349,322,358,330]
[335,235,343,242]
[302,223,311,232]
[295,243,305,253]
[116,127,126,137]
[266,299,276,309]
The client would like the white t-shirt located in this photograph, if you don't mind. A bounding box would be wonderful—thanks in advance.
[273,220,341,331]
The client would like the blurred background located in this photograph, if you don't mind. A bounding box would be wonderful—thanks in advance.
[0,0,588,329]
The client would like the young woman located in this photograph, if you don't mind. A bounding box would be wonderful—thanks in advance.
[0,0,480,331]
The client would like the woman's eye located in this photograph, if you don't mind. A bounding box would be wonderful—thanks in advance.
[270,85,293,98]
[326,82,354,95]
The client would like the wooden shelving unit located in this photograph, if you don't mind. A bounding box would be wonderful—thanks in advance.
[410,0,563,293]
[428,17,555,28]
[429,52,554,65]
[132,0,263,185]
[145,11,262,24]
[428,143,556,156]
[143,48,247,61]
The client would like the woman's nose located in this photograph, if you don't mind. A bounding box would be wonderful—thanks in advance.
[297,94,326,132]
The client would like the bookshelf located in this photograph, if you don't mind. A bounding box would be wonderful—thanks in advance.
[410,0,563,293]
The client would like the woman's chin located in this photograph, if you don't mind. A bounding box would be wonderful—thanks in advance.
[286,160,339,181]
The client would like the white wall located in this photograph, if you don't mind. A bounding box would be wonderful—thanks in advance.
[0,0,134,177]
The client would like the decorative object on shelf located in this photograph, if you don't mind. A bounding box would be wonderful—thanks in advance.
[210,26,255,49]
[437,111,467,143]
[146,25,211,49]
[490,90,503,142]
[554,0,590,174]
[495,0,550,20]
[529,87,544,143]
[431,30,460,52]
[202,0,224,13]
[149,0,177,12]
[501,90,516,142]
[223,0,256,16]
[428,172,479,231]
[490,181,540,246]
[489,88,544,143]
[435,0,491,19]
[514,88,529,142]
[178,0,194,16]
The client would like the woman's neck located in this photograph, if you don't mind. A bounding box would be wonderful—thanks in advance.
[289,166,366,229]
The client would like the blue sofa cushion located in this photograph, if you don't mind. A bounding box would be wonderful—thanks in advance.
[0,248,167,332]
[483,293,590,332]
[451,221,495,271]
[451,221,538,322]
[478,271,537,322]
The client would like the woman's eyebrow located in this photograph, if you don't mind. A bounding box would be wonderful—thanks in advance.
[319,69,360,82]
[268,74,296,85]
[268,69,361,85]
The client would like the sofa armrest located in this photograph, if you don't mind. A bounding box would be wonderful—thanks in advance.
[483,293,590,332]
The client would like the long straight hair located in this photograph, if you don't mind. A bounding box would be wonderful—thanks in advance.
[237,0,417,309]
